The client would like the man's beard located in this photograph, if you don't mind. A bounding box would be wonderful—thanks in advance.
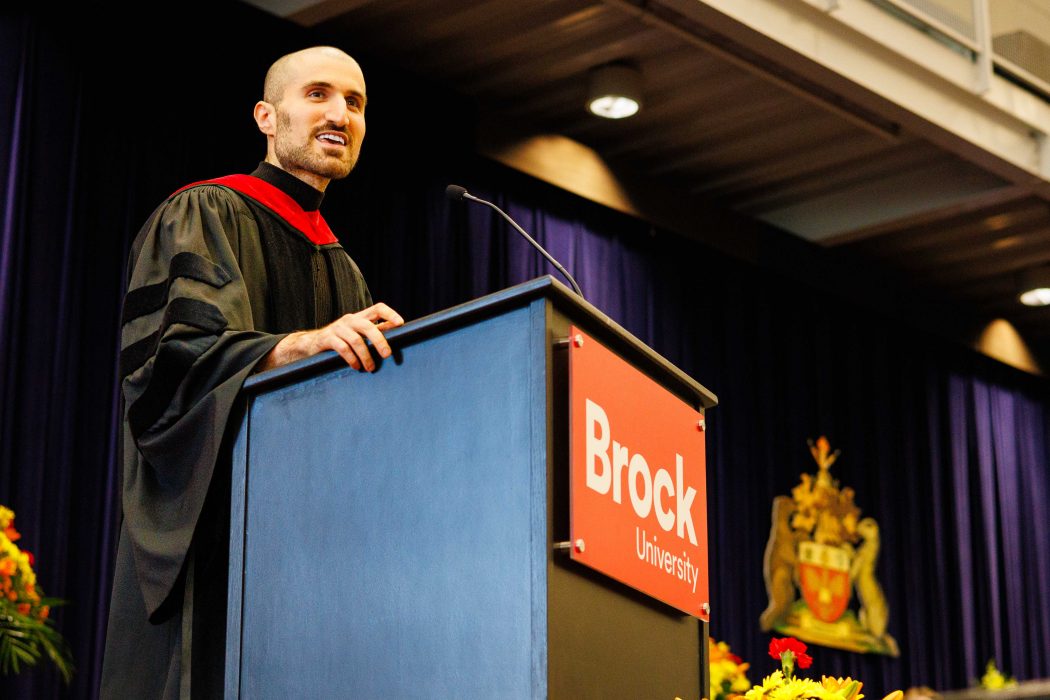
[273,111,358,181]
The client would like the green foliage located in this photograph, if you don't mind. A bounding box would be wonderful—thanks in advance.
[0,599,73,684]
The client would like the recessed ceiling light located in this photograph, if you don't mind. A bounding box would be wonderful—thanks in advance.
[1017,265,1050,306]
[1020,288,1050,306]
[587,63,642,120]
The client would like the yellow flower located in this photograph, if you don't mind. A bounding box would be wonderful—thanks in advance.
[731,674,754,693]
[761,670,785,690]
[770,678,822,699]
[799,679,824,697]
[708,638,752,699]
[712,661,752,698]
[0,506,14,529]
[710,640,731,660]
[745,670,786,698]
[820,676,863,699]
[980,660,1017,690]
[769,685,801,699]
[881,692,904,700]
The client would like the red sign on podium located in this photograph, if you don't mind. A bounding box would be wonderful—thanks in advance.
[568,326,709,620]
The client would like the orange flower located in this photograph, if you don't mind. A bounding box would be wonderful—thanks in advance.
[4,525,20,542]
[0,558,16,576]
[38,606,49,621]
[710,638,745,665]
[7,589,17,601]
[16,603,29,615]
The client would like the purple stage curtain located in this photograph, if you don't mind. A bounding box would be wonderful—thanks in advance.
[0,15,122,700]
[355,169,1050,692]
[3,3,1050,698]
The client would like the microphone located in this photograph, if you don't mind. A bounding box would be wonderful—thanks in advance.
[445,185,584,298]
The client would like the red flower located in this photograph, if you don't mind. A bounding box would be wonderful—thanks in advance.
[769,636,805,659]
[769,636,813,669]
[16,603,30,616]
[24,550,34,567]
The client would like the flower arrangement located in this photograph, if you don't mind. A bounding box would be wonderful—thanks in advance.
[709,637,752,700]
[741,636,902,700]
[0,506,73,682]
[979,660,1017,691]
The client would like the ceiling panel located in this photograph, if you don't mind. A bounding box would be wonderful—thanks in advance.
[250,0,1050,367]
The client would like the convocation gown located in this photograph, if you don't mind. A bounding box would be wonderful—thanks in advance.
[101,162,372,699]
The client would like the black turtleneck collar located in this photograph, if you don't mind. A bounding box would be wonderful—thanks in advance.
[250,162,325,211]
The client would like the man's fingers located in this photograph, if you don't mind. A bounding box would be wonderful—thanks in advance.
[357,323,392,359]
[330,337,361,370]
[340,314,395,357]
[342,332,375,372]
[318,303,406,371]
[361,302,404,327]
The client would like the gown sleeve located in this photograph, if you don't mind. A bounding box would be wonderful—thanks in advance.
[118,185,285,619]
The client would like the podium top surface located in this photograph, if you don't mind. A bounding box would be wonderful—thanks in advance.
[245,276,718,409]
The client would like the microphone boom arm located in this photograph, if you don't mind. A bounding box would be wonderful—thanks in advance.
[449,186,584,298]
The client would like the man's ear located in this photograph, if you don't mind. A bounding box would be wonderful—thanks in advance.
[254,101,276,136]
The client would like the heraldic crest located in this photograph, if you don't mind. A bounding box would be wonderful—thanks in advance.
[759,437,899,656]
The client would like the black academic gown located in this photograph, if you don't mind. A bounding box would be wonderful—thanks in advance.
[101,163,372,700]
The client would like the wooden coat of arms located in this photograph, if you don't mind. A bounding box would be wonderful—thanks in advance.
[759,437,899,656]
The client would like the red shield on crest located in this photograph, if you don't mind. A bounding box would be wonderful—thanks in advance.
[797,542,851,623]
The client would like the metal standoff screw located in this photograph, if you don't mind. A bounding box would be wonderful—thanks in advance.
[701,602,710,615]
[574,538,586,553]
[573,334,584,347]
[698,417,706,431]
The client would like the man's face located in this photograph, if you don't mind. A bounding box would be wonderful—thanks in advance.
[269,53,367,188]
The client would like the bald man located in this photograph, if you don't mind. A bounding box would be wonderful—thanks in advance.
[101,47,402,699]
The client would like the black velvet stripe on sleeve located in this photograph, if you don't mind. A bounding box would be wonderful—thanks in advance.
[158,298,228,339]
[126,336,220,441]
[122,252,232,326]
[119,331,161,381]
[125,297,229,438]
[120,297,228,388]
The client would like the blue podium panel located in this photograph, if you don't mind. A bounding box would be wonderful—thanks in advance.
[232,304,548,699]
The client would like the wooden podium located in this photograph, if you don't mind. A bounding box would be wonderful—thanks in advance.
[224,277,718,699]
